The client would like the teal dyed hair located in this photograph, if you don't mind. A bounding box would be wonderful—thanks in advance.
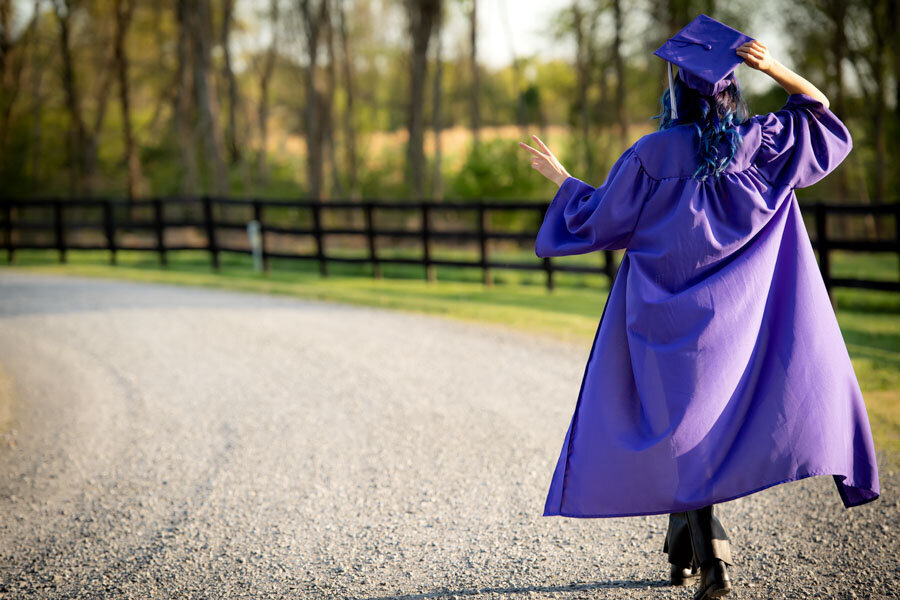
[650,72,751,182]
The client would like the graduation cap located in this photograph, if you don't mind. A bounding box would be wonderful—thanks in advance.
[653,14,754,119]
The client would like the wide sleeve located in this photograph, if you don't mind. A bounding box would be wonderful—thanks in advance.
[534,147,653,257]
[752,92,853,190]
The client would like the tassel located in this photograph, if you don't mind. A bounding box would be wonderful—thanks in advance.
[667,62,678,120]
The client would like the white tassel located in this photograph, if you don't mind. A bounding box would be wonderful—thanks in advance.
[667,62,678,120]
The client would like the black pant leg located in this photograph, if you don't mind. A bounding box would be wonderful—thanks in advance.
[708,505,733,566]
[663,512,695,568]
[664,504,733,568]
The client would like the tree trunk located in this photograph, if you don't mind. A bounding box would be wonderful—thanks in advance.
[0,0,36,162]
[888,0,900,122]
[299,0,328,201]
[53,0,88,195]
[469,0,480,149]
[337,0,359,199]
[0,0,9,80]
[256,0,279,185]
[189,0,228,197]
[174,0,198,195]
[323,0,343,199]
[613,0,628,145]
[820,0,852,237]
[114,0,142,200]
[868,0,886,211]
[431,4,444,201]
[83,47,115,197]
[28,0,45,194]
[847,0,888,238]
[572,3,592,175]
[405,0,440,201]
[222,0,241,166]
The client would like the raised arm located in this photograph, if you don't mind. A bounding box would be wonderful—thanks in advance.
[736,40,830,109]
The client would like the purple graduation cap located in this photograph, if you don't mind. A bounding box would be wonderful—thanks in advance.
[653,14,755,118]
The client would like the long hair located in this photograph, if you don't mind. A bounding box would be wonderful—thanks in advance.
[651,72,751,182]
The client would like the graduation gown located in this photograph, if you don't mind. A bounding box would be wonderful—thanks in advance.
[536,93,880,518]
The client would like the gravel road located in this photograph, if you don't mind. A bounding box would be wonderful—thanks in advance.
[0,270,896,599]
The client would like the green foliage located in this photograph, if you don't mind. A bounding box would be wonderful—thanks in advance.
[359,143,408,199]
[0,0,895,207]
[448,138,546,200]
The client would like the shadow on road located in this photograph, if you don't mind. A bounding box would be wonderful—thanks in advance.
[357,578,670,600]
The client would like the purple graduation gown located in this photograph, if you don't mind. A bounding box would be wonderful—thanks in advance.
[536,93,880,518]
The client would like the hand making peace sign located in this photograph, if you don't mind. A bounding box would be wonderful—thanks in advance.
[518,134,571,188]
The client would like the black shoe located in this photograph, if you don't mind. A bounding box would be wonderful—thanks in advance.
[670,563,700,586]
[692,559,732,600]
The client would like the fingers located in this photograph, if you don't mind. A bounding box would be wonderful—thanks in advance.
[746,46,766,59]
[736,41,767,67]
[531,134,552,155]
[737,40,766,51]
[518,141,544,157]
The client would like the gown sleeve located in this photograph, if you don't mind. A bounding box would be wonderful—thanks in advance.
[534,147,653,257]
[752,92,853,190]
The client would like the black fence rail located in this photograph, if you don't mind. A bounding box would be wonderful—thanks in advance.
[1,197,898,301]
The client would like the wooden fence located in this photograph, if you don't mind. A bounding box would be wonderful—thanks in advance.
[1,197,898,301]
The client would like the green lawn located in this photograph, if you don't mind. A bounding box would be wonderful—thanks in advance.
[3,247,898,467]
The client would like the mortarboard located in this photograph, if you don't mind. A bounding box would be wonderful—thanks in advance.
[653,14,754,119]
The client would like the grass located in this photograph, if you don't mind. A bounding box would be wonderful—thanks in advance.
[2,247,898,468]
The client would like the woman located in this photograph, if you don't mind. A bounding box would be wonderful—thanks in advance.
[518,18,879,600]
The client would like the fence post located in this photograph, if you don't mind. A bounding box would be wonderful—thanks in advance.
[153,197,167,267]
[54,199,66,264]
[478,202,491,286]
[252,199,269,272]
[311,199,327,276]
[203,195,220,271]
[543,257,554,291]
[364,200,381,279]
[3,200,12,264]
[814,202,834,310]
[604,250,617,285]
[421,201,435,282]
[103,199,117,265]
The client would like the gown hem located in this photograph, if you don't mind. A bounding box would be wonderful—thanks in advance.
[542,468,879,519]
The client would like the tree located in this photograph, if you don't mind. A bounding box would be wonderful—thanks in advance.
[53,0,115,196]
[221,0,241,166]
[337,0,359,199]
[188,0,228,197]
[255,0,280,185]
[846,0,891,212]
[323,0,343,198]
[298,0,328,200]
[571,1,598,174]
[430,1,445,201]
[612,0,628,145]
[468,0,479,149]
[26,0,46,194]
[52,0,88,194]
[404,0,441,200]
[174,0,199,195]
[0,0,39,162]
[113,0,143,200]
